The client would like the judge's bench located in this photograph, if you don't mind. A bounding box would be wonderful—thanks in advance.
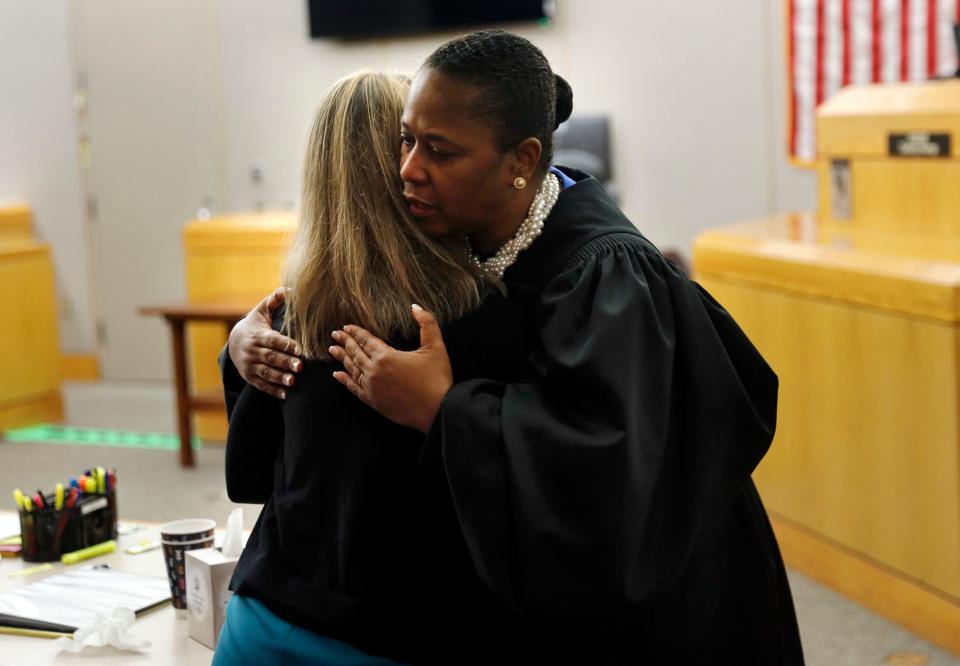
[694,79,960,653]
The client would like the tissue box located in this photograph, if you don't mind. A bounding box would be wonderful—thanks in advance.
[185,548,238,648]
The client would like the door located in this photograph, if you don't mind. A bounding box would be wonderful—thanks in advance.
[73,0,226,380]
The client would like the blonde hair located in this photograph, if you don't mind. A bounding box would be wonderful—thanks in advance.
[282,71,482,359]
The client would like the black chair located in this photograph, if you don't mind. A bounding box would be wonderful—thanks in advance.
[553,115,620,205]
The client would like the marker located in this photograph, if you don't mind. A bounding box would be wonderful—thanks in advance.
[124,539,161,555]
[96,467,106,493]
[12,489,24,511]
[55,483,64,511]
[51,488,79,554]
[33,493,45,510]
[84,477,97,494]
[69,477,79,491]
[61,539,116,565]
[23,497,32,513]
[7,563,54,578]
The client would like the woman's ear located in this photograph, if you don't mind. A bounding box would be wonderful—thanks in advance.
[512,138,543,178]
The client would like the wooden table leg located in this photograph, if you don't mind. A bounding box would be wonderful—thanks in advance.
[169,318,195,467]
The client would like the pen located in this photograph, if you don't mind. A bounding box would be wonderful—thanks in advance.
[55,483,64,511]
[34,492,45,509]
[61,539,116,565]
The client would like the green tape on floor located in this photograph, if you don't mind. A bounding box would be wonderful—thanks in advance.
[2,424,201,450]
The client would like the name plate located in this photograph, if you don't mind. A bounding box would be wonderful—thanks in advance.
[887,132,951,158]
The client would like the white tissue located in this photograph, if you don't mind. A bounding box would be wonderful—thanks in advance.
[221,508,244,558]
[54,607,151,652]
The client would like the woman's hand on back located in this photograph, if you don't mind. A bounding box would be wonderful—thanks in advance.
[329,305,453,433]
[228,287,303,399]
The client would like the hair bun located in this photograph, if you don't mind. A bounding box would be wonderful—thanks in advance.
[554,74,573,128]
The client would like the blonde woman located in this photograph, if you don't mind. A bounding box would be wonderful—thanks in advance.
[214,71,488,665]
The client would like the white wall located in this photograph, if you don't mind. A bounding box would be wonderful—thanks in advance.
[0,1,94,353]
[213,1,568,215]
[1,1,817,363]
[215,0,816,252]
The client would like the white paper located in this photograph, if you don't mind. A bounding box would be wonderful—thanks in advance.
[0,513,21,540]
[221,508,244,558]
[0,565,170,630]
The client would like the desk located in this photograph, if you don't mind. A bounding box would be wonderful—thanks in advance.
[693,212,960,654]
[139,304,250,467]
[0,205,63,431]
[0,513,215,664]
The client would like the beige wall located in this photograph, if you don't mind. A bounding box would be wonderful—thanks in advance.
[216,0,816,251]
[0,1,93,353]
[0,1,816,370]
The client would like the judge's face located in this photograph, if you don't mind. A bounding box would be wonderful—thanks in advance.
[399,69,517,240]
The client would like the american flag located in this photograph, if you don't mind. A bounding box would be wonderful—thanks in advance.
[789,0,960,162]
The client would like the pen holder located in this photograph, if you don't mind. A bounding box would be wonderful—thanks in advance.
[19,490,119,563]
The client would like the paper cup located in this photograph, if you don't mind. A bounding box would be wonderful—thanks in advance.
[160,519,215,609]
[160,518,215,543]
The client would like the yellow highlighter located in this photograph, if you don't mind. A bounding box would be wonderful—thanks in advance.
[12,488,24,511]
[61,539,116,565]
[55,483,64,511]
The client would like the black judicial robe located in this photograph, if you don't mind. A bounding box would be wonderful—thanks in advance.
[221,169,804,665]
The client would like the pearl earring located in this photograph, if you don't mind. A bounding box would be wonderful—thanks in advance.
[513,176,527,190]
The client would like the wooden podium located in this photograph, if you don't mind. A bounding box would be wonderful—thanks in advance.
[181,212,294,441]
[693,80,960,653]
[0,205,63,431]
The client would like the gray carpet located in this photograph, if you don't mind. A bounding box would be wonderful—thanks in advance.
[0,438,260,531]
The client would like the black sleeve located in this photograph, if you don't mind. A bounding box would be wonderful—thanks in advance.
[221,305,288,502]
[422,236,778,620]
[219,344,245,420]
[224,383,283,504]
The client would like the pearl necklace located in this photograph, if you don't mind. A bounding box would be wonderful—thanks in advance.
[466,173,560,278]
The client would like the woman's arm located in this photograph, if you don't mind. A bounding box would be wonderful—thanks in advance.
[222,297,290,504]
[224,383,284,504]
[329,304,452,433]
[227,287,303,399]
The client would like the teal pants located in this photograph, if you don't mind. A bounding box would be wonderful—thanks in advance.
[212,594,407,666]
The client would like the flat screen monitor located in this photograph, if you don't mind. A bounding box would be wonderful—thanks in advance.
[308,0,551,39]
